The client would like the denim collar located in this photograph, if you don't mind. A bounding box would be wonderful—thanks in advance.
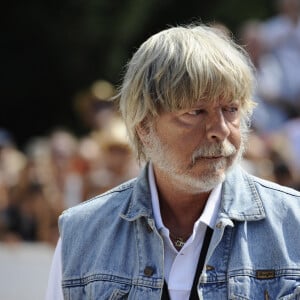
[220,165,266,221]
[120,163,154,221]
[121,163,266,223]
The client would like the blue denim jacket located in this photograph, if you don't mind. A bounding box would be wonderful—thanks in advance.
[59,164,300,299]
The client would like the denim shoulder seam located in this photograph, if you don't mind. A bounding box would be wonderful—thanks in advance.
[61,179,136,215]
[251,177,300,198]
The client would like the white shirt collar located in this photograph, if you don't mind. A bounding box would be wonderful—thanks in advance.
[148,162,222,233]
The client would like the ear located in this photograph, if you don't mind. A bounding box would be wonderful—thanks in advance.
[136,120,151,146]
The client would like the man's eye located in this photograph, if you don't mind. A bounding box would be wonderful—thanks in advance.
[187,109,204,116]
[224,107,238,114]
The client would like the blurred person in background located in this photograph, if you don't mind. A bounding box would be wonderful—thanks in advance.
[260,0,300,118]
[239,18,300,190]
[74,80,140,198]
[0,135,63,245]
[77,117,140,199]
[46,23,300,299]
[74,79,117,133]
[49,129,85,209]
[267,118,300,189]
[239,20,290,133]
[0,128,28,242]
[90,116,140,192]
[0,129,27,192]
[260,0,300,183]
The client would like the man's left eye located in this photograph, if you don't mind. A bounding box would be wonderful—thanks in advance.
[224,107,238,113]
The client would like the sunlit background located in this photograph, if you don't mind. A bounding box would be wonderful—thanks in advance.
[1,0,300,298]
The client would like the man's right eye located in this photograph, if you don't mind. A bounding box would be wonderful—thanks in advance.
[186,109,205,116]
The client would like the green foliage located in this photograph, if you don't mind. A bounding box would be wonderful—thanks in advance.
[213,0,275,32]
[2,0,276,144]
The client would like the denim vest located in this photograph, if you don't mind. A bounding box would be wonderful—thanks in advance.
[59,164,300,299]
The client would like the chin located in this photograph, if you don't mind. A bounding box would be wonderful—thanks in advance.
[198,173,226,191]
[184,159,233,193]
[173,170,225,194]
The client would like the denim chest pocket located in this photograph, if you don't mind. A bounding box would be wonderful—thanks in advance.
[63,281,131,300]
[109,287,130,300]
[229,274,300,300]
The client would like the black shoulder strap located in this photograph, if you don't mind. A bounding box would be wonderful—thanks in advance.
[189,226,213,299]
[161,226,213,300]
[161,280,170,299]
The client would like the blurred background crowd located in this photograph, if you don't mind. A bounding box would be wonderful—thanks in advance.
[0,81,140,245]
[1,0,300,248]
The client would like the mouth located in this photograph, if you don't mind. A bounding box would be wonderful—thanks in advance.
[189,155,231,170]
[200,156,224,160]
[190,155,225,166]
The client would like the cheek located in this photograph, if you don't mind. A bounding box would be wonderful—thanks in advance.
[170,129,200,152]
[158,130,195,161]
[229,127,242,150]
[156,123,181,146]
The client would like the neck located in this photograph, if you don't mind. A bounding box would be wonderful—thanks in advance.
[159,194,209,238]
[153,165,211,237]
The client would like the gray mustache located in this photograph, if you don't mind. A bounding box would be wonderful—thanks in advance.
[192,141,237,160]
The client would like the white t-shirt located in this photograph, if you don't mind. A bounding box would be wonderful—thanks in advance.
[45,165,221,300]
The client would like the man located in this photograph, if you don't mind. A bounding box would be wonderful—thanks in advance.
[46,24,300,299]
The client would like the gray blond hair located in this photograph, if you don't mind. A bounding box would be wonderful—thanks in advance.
[118,24,256,161]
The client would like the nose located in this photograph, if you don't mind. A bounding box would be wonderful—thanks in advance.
[206,111,230,142]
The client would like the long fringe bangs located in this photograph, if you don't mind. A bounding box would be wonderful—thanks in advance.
[142,26,255,116]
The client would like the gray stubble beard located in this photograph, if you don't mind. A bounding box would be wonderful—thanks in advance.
[145,125,248,194]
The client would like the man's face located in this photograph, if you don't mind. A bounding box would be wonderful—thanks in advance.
[141,99,245,193]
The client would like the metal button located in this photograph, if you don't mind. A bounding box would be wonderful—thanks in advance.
[206,265,215,271]
[146,223,153,233]
[144,266,154,277]
[216,221,223,229]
